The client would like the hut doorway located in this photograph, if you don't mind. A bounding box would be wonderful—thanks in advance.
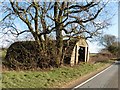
[78,46,85,62]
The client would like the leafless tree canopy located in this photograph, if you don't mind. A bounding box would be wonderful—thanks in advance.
[0,0,114,65]
[99,34,120,57]
[100,34,117,48]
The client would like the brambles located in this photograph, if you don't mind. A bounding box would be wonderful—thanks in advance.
[4,41,58,70]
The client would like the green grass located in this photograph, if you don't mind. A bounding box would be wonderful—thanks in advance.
[2,61,112,88]
[89,53,97,56]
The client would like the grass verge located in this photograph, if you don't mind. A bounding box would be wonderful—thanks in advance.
[2,60,113,88]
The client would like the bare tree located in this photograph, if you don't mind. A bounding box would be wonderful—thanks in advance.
[99,34,119,56]
[1,1,114,66]
[100,34,116,48]
[1,1,53,50]
[49,1,111,65]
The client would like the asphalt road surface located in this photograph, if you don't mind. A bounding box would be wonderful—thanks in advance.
[73,61,119,89]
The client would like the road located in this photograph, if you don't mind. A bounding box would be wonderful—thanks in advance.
[73,61,119,89]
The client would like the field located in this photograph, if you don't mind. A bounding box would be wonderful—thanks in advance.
[2,61,112,88]
[89,53,97,56]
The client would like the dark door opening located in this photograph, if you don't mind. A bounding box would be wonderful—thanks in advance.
[78,46,85,63]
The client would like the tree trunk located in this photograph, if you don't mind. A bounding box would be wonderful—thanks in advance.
[54,2,65,66]
[56,27,63,66]
[32,32,45,50]
[56,16,64,66]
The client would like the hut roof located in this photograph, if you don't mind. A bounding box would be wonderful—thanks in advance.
[63,37,88,55]
[63,38,79,56]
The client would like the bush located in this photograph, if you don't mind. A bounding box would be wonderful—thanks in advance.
[3,41,58,70]
[89,52,113,64]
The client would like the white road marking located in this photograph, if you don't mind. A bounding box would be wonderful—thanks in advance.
[72,62,115,89]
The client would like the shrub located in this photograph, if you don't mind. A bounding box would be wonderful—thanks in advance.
[3,41,58,70]
[89,52,113,64]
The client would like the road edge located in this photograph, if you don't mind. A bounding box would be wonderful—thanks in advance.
[62,61,115,88]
